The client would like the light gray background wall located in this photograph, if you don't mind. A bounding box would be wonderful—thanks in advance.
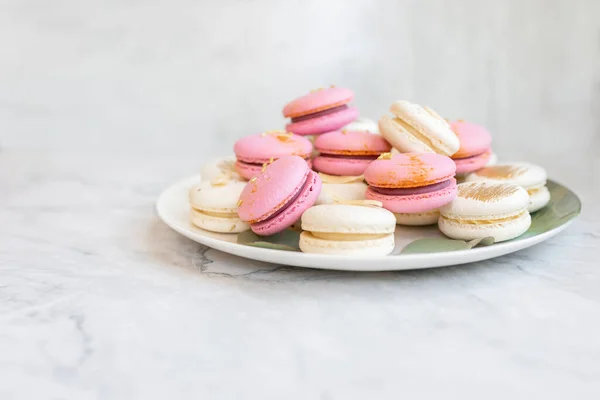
[2,0,599,162]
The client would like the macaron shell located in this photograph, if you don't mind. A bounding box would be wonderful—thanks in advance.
[250,170,321,235]
[450,121,492,159]
[313,155,373,176]
[379,115,435,154]
[438,211,531,243]
[454,150,492,174]
[301,204,396,234]
[314,131,391,154]
[365,178,457,213]
[528,186,550,212]
[286,106,359,135]
[234,133,313,163]
[235,160,263,180]
[189,181,247,213]
[364,153,457,188]
[316,182,368,205]
[465,163,547,190]
[385,101,460,156]
[283,87,354,118]
[299,231,395,256]
[440,182,530,218]
[394,210,440,226]
[344,118,379,134]
[190,209,250,234]
[238,156,310,223]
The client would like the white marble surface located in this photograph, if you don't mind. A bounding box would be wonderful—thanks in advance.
[1,150,599,399]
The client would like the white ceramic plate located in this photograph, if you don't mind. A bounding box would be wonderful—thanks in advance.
[156,175,580,271]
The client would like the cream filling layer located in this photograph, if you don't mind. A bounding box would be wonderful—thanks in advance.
[310,232,390,241]
[441,210,528,225]
[391,117,453,155]
[193,209,238,218]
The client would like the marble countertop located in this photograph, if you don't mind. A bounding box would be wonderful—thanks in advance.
[2,150,599,399]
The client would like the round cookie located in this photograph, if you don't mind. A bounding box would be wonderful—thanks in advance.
[379,100,459,156]
[465,163,550,212]
[238,155,322,235]
[438,181,531,242]
[189,179,249,233]
[300,202,396,255]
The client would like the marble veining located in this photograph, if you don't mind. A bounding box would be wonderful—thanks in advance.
[1,151,600,399]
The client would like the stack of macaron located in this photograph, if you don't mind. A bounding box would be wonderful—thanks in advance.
[186,88,550,252]
[283,87,359,136]
[234,130,313,179]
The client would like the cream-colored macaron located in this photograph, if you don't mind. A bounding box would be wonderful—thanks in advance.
[379,100,460,156]
[189,178,249,233]
[200,157,244,182]
[315,173,367,205]
[465,162,550,212]
[438,182,531,242]
[300,202,396,255]
[344,117,379,134]
[394,210,440,226]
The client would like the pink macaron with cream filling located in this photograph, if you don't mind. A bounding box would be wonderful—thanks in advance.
[238,155,322,235]
[234,131,313,180]
[449,121,493,174]
[313,130,392,176]
[364,153,457,219]
[283,87,359,135]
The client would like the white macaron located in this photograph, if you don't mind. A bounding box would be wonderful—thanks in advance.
[315,173,367,205]
[438,182,531,242]
[344,117,379,134]
[465,162,550,212]
[189,179,249,233]
[379,100,460,156]
[200,156,244,182]
[300,202,396,255]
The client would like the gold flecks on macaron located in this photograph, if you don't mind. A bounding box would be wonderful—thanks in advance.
[377,152,393,160]
[236,199,243,207]
[341,129,347,134]
[250,177,257,183]
[458,182,519,202]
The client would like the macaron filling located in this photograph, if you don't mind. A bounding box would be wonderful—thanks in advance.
[318,153,380,161]
[369,179,454,196]
[309,232,390,241]
[290,105,348,123]
[194,210,238,218]
[441,209,528,225]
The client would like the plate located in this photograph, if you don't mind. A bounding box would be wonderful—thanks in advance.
[156,175,581,271]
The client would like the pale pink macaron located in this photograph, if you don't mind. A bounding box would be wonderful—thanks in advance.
[283,87,359,135]
[234,131,313,180]
[364,153,457,213]
[238,155,322,236]
[449,121,493,174]
[313,130,392,176]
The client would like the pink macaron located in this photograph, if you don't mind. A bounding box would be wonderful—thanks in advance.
[234,131,313,180]
[449,121,492,174]
[283,87,359,135]
[313,130,392,176]
[364,153,457,213]
[238,155,322,236]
